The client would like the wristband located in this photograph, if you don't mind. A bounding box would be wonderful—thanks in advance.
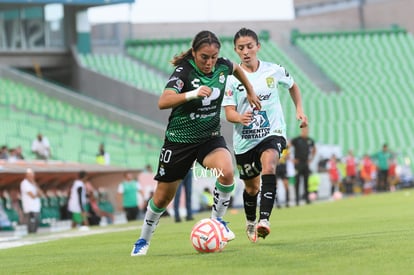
[185,87,200,101]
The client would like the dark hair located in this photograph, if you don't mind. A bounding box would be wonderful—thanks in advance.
[79,170,87,179]
[233,27,259,46]
[171,30,221,66]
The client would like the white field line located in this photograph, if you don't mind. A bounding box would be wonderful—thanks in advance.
[0,225,139,250]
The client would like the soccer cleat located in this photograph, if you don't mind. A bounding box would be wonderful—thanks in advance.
[131,238,150,256]
[216,218,235,241]
[257,219,271,239]
[246,220,258,243]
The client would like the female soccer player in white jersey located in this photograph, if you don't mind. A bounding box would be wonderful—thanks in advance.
[223,28,308,242]
[131,30,261,256]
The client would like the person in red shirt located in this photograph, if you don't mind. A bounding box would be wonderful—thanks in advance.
[327,154,340,197]
[360,154,376,195]
[387,157,399,192]
[344,150,358,195]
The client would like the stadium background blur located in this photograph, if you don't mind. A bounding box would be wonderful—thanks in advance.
[1,0,413,231]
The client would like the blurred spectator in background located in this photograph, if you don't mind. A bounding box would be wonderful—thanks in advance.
[372,143,392,192]
[173,169,194,222]
[0,200,12,229]
[58,187,70,220]
[291,127,316,206]
[344,149,358,195]
[8,147,24,162]
[85,181,114,225]
[276,146,291,208]
[327,154,341,197]
[361,154,375,195]
[15,146,25,160]
[138,164,157,204]
[20,168,44,233]
[96,143,110,165]
[117,172,144,221]
[68,171,89,229]
[7,148,17,162]
[0,145,9,159]
[387,157,399,192]
[199,187,213,212]
[307,173,320,202]
[32,133,51,160]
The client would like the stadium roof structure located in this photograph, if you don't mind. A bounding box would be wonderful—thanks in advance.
[0,0,133,4]
[0,0,134,8]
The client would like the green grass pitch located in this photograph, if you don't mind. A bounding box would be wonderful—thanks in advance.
[1,190,413,274]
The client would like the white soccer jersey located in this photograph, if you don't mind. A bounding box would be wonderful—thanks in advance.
[68,180,87,213]
[223,60,294,154]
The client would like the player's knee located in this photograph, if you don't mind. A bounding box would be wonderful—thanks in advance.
[245,185,260,196]
[218,169,234,185]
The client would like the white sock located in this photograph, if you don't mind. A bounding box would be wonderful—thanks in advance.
[211,181,234,219]
[139,199,164,242]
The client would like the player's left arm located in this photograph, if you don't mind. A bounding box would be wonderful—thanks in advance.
[289,83,308,128]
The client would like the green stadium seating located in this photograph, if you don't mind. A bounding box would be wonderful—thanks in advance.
[0,77,163,169]
[293,29,414,167]
[78,53,167,95]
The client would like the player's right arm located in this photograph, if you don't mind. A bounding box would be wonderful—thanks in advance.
[158,86,211,109]
[158,64,212,109]
[224,106,252,126]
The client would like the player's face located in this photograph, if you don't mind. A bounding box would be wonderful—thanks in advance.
[192,43,219,74]
[234,36,260,66]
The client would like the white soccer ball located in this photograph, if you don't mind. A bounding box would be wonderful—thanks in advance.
[332,191,343,201]
[190,218,228,253]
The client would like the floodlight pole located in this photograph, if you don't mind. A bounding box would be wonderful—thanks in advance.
[128,3,133,39]
[358,0,366,30]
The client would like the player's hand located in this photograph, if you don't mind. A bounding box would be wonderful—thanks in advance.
[297,112,308,128]
[247,93,261,110]
[198,86,213,97]
[239,111,253,126]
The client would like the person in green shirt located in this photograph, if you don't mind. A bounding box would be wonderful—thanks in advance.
[372,143,393,192]
[117,172,144,221]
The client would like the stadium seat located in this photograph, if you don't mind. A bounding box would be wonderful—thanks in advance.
[0,77,162,169]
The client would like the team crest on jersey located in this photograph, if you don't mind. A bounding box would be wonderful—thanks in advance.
[266,77,275,88]
[219,72,225,84]
[173,79,184,91]
[159,166,165,176]
[225,88,233,97]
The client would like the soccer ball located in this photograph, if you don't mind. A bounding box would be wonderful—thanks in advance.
[332,191,343,200]
[308,192,317,202]
[190,218,227,253]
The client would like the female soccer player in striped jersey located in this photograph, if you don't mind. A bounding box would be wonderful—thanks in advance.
[131,30,261,256]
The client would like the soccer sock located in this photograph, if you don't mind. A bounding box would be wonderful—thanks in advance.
[285,187,290,206]
[211,180,234,219]
[139,198,165,242]
[259,174,277,221]
[243,189,258,222]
